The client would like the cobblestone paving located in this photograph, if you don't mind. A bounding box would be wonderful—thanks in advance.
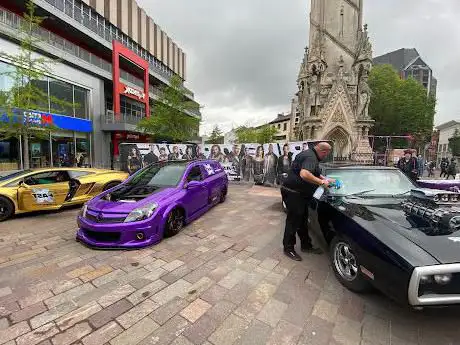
[1,184,460,345]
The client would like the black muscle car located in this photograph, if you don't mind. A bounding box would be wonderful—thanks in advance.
[291,166,460,308]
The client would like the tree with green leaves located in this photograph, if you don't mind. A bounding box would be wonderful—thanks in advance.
[368,64,436,151]
[235,124,278,144]
[235,126,258,143]
[257,125,278,144]
[207,125,223,144]
[0,1,73,169]
[449,128,460,157]
[137,75,200,142]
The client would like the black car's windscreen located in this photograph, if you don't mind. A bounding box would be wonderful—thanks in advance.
[127,163,187,187]
[326,169,416,195]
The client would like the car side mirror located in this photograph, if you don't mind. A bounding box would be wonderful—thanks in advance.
[18,180,26,187]
[186,180,202,189]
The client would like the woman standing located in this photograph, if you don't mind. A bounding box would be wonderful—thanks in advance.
[127,147,143,175]
[182,146,194,160]
[253,146,265,185]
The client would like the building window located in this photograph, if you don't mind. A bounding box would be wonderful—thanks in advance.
[73,86,89,119]
[277,123,281,129]
[49,78,74,117]
[283,123,287,131]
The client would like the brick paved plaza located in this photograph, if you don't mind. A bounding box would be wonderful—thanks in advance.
[1,184,460,345]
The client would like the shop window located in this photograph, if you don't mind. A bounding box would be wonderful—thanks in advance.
[29,139,51,168]
[49,78,74,117]
[74,86,89,119]
[52,135,75,167]
[76,137,90,167]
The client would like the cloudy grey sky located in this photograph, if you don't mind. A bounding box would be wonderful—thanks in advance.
[137,0,459,136]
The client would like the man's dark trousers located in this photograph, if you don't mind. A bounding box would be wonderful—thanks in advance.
[282,188,312,250]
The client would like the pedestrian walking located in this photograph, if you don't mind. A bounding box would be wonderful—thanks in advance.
[440,158,449,178]
[428,161,435,177]
[446,158,457,180]
[417,155,424,178]
[397,150,418,182]
[281,141,334,261]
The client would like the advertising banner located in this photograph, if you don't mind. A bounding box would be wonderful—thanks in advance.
[119,140,333,186]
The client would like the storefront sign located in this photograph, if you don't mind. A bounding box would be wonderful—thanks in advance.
[123,85,145,100]
[0,109,93,133]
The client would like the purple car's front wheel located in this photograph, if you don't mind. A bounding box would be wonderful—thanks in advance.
[164,209,185,237]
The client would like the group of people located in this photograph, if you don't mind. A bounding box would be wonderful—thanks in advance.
[209,143,310,186]
[126,144,207,174]
[397,150,457,181]
[439,157,458,179]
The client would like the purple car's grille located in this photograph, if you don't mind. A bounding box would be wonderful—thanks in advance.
[83,229,121,243]
[86,213,126,224]
[86,210,126,224]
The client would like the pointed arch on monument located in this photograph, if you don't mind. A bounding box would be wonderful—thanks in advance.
[324,125,351,159]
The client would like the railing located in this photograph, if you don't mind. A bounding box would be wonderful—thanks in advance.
[0,6,111,73]
[103,110,145,126]
[42,0,175,81]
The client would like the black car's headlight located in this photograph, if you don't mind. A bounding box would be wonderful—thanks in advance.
[124,203,158,223]
[420,273,453,285]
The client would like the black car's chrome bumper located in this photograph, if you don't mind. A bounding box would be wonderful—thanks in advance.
[409,263,460,306]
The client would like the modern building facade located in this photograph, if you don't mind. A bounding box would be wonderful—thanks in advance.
[373,48,437,98]
[269,113,292,143]
[0,0,199,171]
[436,120,460,166]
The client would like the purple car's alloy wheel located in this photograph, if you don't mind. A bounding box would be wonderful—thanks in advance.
[333,242,358,281]
[165,209,185,237]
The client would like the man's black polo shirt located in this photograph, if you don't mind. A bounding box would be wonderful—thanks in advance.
[283,149,321,198]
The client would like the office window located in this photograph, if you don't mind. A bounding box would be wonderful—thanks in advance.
[74,86,89,119]
[49,78,74,117]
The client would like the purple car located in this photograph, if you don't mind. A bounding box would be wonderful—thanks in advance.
[76,160,228,248]
[417,179,460,193]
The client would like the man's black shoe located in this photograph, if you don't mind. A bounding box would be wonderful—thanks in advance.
[301,246,323,254]
[284,249,302,261]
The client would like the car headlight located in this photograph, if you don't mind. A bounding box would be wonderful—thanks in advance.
[124,203,158,223]
[434,273,452,285]
[80,204,88,218]
[420,273,452,285]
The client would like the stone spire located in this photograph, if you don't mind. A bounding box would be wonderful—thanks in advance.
[295,0,374,161]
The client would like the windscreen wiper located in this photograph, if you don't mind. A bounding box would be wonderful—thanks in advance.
[392,190,411,197]
[345,189,376,197]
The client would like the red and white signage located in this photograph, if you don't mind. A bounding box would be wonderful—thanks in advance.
[123,85,145,100]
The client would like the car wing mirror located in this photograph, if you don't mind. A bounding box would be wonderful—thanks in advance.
[186,180,201,189]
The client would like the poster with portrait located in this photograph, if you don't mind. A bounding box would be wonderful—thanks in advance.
[119,143,198,174]
[118,141,333,184]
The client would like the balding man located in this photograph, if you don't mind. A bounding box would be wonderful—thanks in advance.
[281,141,334,261]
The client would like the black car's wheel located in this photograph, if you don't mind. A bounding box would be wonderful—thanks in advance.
[0,196,14,221]
[220,188,227,203]
[164,208,185,238]
[330,236,371,292]
[103,181,121,191]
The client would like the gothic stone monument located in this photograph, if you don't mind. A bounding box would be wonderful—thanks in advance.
[295,0,374,161]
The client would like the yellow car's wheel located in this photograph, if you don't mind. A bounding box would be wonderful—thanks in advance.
[103,181,121,192]
[0,196,14,221]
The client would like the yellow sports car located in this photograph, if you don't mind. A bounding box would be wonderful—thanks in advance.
[0,168,129,221]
